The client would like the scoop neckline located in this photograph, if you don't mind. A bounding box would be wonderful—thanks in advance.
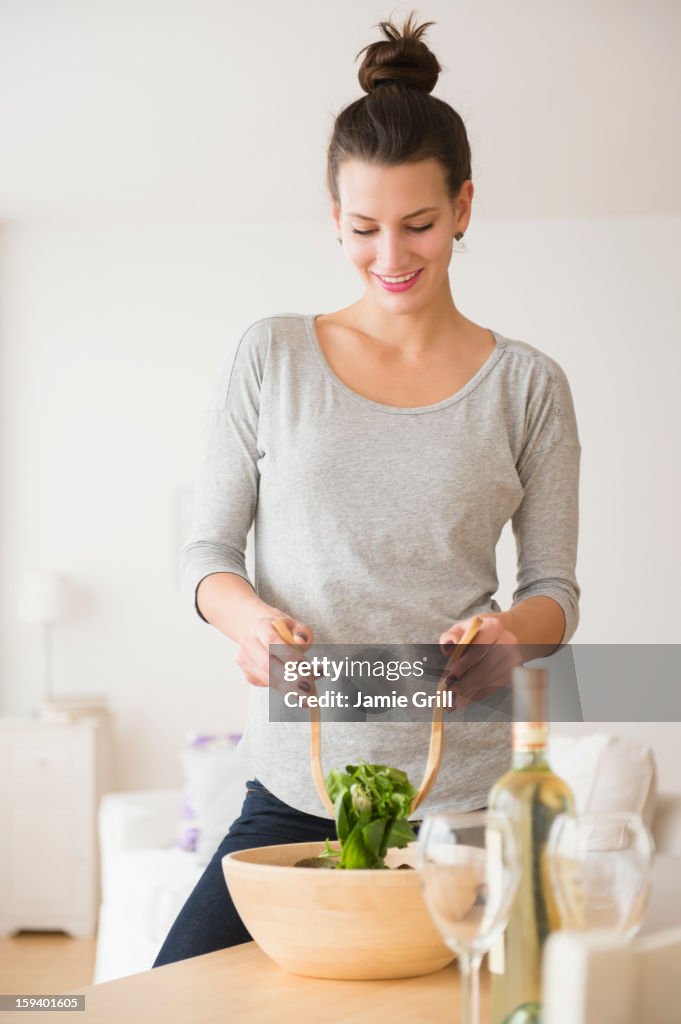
[304,312,506,415]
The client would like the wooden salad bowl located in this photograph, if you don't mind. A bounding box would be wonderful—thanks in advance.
[222,839,455,980]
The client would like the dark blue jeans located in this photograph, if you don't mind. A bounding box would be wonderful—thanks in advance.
[152,779,336,967]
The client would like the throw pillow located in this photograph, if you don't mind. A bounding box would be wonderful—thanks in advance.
[180,732,250,866]
[549,732,657,826]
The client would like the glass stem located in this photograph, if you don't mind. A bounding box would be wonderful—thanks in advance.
[458,950,482,1024]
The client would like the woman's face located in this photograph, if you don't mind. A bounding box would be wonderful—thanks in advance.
[333,158,472,311]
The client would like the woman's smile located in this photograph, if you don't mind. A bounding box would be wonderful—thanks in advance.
[372,268,424,291]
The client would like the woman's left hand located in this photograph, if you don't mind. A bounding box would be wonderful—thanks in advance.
[438,615,521,711]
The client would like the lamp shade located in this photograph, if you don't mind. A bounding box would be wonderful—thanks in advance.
[17,570,68,624]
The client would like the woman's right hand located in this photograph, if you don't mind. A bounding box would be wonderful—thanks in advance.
[235,609,315,692]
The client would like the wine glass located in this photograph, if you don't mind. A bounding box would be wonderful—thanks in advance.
[417,811,520,1024]
[548,811,655,938]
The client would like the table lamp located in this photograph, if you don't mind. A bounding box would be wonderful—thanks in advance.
[18,569,68,702]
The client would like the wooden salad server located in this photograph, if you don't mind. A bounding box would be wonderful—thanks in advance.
[271,615,484,818]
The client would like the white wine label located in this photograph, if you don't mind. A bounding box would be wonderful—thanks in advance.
[513,722,548,752]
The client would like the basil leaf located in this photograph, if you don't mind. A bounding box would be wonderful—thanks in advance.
[362,818,387,858]
[385,818,417,850]
[341,824,376,869]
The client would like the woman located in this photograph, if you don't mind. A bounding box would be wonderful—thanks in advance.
[153,11,580,966]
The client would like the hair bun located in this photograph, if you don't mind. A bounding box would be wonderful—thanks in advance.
[357,11,441,95]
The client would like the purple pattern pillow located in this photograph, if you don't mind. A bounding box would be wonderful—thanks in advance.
[176,731,243,852]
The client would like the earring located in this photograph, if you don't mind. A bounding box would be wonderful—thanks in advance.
[453,231,467,254]
[337,236,343,245]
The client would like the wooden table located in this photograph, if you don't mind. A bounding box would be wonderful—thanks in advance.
[3,942,489,1023]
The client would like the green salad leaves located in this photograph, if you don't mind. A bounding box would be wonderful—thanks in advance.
[322,762,418,869]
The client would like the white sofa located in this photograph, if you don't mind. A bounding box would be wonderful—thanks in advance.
[94,789,206,984]
[93,734,681,985]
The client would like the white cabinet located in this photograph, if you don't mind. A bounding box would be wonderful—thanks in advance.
[0,715,113,938]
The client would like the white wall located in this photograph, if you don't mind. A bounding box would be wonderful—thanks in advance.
[1,0,678,222]
[1,1,680,792]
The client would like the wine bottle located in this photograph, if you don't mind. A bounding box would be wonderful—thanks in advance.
[487,666,575,1024]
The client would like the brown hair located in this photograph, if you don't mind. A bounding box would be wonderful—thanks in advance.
[326,11,472,207]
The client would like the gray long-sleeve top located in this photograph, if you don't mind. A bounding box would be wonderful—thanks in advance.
[180,312,580,817]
